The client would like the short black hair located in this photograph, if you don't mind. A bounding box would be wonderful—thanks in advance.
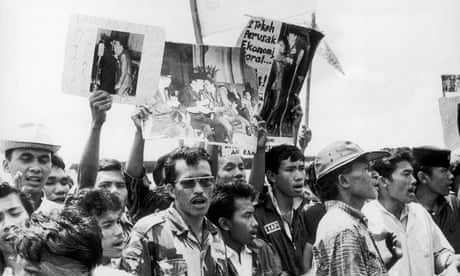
[14,208,102,270]
[265,144,304,175]
[153,153,169,186]
[372,148,414,180]
[51,154,66,170]
[65,189,122,217]
[98,158,123,172]
[164,146,212,185]
[0,182,34,215]
[207,181,256,229]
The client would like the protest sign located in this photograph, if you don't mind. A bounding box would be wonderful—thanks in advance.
[237,17,323,141]
[142,42,258,153]
[439,96,460,150]
[62,14,165,105]
[441,75,460,94]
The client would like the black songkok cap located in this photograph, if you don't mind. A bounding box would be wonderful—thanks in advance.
[413,146,451,168]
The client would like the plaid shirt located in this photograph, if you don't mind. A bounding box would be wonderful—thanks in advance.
[313,200,387,276]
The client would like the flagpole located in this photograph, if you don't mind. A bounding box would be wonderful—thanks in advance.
[189,0,204,45]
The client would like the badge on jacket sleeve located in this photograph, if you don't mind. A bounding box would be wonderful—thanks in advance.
[264,221,281,234]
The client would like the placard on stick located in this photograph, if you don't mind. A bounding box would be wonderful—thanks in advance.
[237,17,323,141]
[62,14,165,105]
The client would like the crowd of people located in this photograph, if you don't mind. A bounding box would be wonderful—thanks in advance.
[2,90,460,275]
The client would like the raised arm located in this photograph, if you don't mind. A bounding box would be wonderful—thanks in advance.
[249,120,268,193]
[126,106,151,177]
[78,90,112,189]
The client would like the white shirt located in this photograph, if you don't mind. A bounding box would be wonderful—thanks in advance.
[362,200,454,276]
[226,245,253,276]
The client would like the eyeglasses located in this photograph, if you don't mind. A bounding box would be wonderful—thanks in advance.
[177,176,215,189]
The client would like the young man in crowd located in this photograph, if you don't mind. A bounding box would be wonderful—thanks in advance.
[121,147,227,275]
[413,146,460,253]
[363,148,460,275]
[43,154,73,204]
[0,183,33,274]
[207,181,285,275]
[1,123,60,211]
[254,144,309,275]
[35,153,74,214]
[70,189,125,268]
[312,141,399,275]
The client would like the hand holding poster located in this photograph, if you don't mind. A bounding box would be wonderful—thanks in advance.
[62,14,165,105]
[142,42,259,153]
[237,17,323,140]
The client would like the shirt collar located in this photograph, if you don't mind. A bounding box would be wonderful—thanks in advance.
[374,200,410,221]
[167,204,219,237]
[325,200,368,225]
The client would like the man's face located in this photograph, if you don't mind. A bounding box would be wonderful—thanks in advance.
[227,197,258,247]
[270,157,306,198]
[385,160,417,203]
[168,159,214,219]
[426,167,454,196]
[217,155,246,184]
[3,148,52,193]
[0,193,29,254]
[345,160,377,200]
[95,170,127,205]
[96,209,124,259]
[43,167,71,204]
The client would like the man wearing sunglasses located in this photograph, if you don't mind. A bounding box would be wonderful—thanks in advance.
[122,146,228,276]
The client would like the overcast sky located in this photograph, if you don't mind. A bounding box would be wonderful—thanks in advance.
[1,0,459,169]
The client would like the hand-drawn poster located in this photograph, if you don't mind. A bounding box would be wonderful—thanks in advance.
[439,96,460,150]
[237,17,323,140]
[142,42,259,152]
[442,75,460,93]
[62,14,165,105]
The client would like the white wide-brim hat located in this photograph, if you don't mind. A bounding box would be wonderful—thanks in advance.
[1,123,60,153]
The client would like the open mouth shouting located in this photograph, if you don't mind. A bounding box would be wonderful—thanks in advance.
[190,196,207,208]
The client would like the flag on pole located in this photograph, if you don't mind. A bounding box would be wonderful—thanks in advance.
[317,40,345,75]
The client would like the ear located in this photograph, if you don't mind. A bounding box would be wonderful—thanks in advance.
[266,170,277,184]
[380,176,389,188]
[218,217,231,232]
[3,159,10,174]
[337,174,351,189]
[416,171,429,184]
[166,183,176,199]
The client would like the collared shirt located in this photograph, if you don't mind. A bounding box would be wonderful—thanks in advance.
[313,200,387,276]
[121,205,227,276]
[362,200,454,276]
[430,195,460,253]
[225,238,285,276]
[226,245,253,276]
[254,190,309,275]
